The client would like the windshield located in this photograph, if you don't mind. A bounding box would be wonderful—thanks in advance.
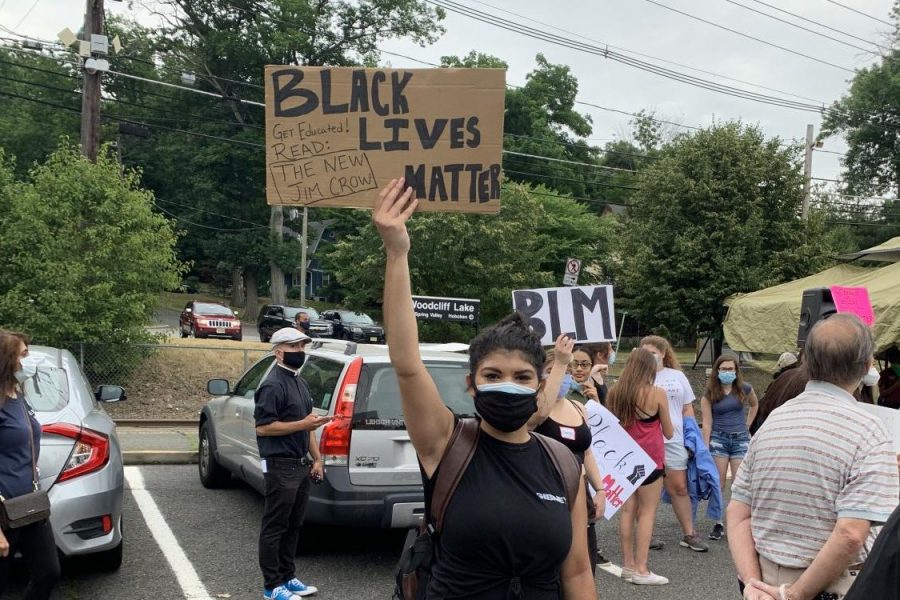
[341,312,374,325]
[285,307,320,320]
[194,303,233,316]
[23,366,69,412]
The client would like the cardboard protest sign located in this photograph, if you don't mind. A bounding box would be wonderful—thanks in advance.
[857,403,900,453]
[584,401,657,519]
[511,285,615,346]
[412,295,480,323]
[264,66,505,212]
[830,286,876,326]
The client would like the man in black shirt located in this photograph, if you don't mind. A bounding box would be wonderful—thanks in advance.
[255,327,332,600]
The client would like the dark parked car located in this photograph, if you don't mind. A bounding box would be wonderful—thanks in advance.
[180,301,242,341]
[320,310,385,343]
[257,304,333,342]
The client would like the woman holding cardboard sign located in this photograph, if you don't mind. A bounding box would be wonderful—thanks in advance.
[375,178,596,600]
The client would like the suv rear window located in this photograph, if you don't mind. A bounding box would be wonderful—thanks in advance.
[24,366,69,412]
[355,362,474,429]
[302,356,343,410]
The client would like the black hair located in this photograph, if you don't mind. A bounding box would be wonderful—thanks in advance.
[468,312,545,376]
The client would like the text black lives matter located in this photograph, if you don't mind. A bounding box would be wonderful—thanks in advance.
[269,68,501,204]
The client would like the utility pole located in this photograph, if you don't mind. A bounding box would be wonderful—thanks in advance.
[801,123,814,221]
[300,207,309,307]
[80,0,103,162]
[270,207,287,305]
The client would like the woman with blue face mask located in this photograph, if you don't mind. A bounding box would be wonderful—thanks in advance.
[699,354,759,541]
[374,179,597,600]
[0,329,60,600]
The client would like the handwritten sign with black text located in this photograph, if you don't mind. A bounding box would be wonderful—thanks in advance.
[265,67,505,212]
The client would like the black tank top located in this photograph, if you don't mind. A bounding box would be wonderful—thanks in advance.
[533,407,592,464]
[423,428,573,599]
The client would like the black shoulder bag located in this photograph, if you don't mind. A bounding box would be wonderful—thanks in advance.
[0,399,51,530]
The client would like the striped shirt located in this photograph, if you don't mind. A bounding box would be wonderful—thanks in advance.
[731,381,899,569]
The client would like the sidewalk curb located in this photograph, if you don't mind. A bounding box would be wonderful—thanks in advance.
[124,450,198,465]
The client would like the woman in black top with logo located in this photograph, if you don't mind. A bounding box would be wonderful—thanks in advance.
[0,330,60,600]
[531,344,606,576]
[375,178,596,600]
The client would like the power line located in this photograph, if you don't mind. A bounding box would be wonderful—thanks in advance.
[504,132,659,160]
[743,0,892,52]
[12,0,42,31]
[503,150,638,173]
[429,0,836,112]
[503,168,643,191]
[467,0,829,106]
[826,0,893,26]
[107,69,265,107]
[152,202,267,232]
[153,198,268,228]
[640,0,855,73]
[114,52,266,91]
[723,0,884,53]
[814,148,846,156]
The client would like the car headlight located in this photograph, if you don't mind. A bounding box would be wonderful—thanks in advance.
[351,326,363,334]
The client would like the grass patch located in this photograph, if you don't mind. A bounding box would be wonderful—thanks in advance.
[102,337,272,420]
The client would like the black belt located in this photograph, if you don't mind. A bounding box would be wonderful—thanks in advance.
[266,456,312,465]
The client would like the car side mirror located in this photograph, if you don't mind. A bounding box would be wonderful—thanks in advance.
[185,308,192,313]
[233,310,239,316]
[95,385,126,403]
[207,379,230,396]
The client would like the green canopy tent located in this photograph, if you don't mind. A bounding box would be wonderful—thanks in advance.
[723,260,900,356]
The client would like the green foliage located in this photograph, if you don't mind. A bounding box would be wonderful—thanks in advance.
[618,122,840,341]
[326,182,614,333]
[286,286,303,300]
[0,144,186,346]
[822,50,900,196]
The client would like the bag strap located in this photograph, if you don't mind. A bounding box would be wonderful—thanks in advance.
[430,418,480,534]
[20,397,39,491]
[533,432,581,511]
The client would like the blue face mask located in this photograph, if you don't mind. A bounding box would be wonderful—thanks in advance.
[476,382,538,395]
[559,374,574,398]
[718,371,737,385]
[608,350,617,366]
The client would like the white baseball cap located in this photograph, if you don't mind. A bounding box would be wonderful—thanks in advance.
[270,327,311,348]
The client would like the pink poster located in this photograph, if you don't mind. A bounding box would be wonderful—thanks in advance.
[830,286,876,326]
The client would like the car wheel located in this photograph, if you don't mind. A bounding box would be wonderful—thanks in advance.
[189,325,196,338]
[180,326,188,339]
[259,330,270,343]
[199,422,230,488]
[92,519,124,572]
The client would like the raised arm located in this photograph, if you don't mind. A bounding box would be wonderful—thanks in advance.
[528,335,574,429]
[374,178,454,477]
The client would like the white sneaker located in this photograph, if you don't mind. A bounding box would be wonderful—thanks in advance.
[620,567,635,582]
[631,572,669,585]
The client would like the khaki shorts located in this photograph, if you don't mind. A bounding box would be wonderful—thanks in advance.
[759,556,860,598]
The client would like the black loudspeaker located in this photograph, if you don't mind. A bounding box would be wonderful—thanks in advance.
[797,288,836,349]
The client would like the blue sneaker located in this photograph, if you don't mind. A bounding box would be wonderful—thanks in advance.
[263,585,300,600]
[284,578,318,597]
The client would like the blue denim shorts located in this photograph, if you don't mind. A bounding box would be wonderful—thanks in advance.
[709,430,750,459]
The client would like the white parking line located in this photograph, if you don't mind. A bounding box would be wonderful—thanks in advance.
[124,466,214,600]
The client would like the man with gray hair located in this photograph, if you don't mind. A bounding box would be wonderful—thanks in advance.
[728,313,899,600]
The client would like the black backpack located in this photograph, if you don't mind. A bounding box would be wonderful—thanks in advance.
[393,418,582,600]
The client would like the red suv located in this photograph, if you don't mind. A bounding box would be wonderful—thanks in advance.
[180,301,242,341]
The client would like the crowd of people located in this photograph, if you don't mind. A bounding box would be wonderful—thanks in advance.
[1,177,898,600]
[371,177,900,600]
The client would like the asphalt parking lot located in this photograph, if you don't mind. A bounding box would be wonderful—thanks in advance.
[7,465,740,600]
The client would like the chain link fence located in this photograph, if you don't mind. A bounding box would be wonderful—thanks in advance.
[64,342,270,420]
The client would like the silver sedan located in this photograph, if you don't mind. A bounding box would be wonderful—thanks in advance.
[25,346,126,571]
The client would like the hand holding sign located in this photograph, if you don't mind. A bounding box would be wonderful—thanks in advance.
[374,178,417,255]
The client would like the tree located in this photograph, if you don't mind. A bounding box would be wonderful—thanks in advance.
[103,1,444,317]
[0,144,185,345]
[618,122,840,341]
[822,50,900,196]
[326,182,614,337]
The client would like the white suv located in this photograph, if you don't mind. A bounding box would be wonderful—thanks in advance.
[199,340,474,529]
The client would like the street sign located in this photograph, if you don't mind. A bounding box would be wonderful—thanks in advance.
[563,258,581,286]
[411,295,480,324]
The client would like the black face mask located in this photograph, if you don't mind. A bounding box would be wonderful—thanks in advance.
[474,383,538,433]
[282,350,306,369]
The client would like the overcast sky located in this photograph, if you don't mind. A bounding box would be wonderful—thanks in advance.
[2,0,896,183]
